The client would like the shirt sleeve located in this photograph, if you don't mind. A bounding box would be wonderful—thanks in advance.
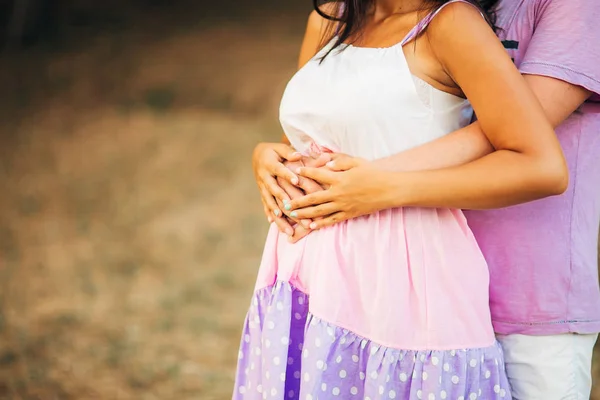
[520,0,600,100]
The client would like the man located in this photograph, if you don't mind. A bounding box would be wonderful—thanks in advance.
[464,1,600,398]
[253,0,600,398]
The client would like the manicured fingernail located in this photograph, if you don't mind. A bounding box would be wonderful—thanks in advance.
[284,203,292,211]
[291,177,299,185]
[274,210,281,217]
[268,216,273,223]
[326,161,335,167]
[310,222,317,229]
[290,211,298,218]
[286,228,293,236]
[295,168,302,174]
[293,152,302,157]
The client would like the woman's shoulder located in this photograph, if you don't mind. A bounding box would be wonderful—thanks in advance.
[425,1,488,36]
[299,2,343,66]
[421,0,494,55]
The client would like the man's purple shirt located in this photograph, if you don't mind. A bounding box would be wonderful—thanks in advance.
[466,0,600,335]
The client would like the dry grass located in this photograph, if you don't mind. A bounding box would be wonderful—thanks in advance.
[0,3,598,399]
[0,6,303,399]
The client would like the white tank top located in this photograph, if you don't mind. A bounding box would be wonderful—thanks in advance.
[280,5,476,160]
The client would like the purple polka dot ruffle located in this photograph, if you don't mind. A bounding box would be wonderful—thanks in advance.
[233,281,511,399]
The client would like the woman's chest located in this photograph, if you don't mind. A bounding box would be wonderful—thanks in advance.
[279,48,430,128]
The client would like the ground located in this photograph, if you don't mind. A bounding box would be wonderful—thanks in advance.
[0,2,598,399]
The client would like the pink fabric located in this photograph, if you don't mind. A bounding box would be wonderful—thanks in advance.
[256,209,495,351]
[465,0,600,335]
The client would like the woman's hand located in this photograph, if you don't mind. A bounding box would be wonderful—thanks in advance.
[287,162,394,230]
[252,142,332,235]
[276,161,316,225]
[278,157,333,238]
[253,142,303,235]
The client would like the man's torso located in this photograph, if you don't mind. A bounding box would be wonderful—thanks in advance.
[465,0,600,335]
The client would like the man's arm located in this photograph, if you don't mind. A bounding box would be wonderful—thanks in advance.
[369,74,590,173]
[524,75,591,127]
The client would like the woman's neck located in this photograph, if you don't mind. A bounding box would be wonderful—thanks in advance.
[372,0,428,19]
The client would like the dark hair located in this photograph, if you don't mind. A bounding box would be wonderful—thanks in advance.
[313,0,500,59]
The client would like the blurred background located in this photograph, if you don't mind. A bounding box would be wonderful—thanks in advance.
[0,0,597,399]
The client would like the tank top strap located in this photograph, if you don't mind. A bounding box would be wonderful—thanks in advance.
[400,0,485,46]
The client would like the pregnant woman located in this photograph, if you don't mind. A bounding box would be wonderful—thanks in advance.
[234,0,568,399]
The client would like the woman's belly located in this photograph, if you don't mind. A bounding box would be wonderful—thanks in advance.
[255,207,495,350]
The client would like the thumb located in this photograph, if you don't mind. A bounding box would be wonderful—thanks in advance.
[273,143,302,162]
[295,166,335,185]
[326,155,358,171]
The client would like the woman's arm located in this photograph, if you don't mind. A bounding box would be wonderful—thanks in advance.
[289,2,568,219]
[393,2,568,207]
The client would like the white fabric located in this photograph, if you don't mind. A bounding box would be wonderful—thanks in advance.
[496,333,598,400]
[280,41,474,161]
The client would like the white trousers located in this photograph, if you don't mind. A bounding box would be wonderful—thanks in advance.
[496,333,598,400]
